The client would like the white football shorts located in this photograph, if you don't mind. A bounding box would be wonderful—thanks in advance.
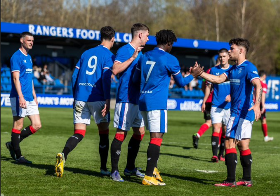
[211,107,230,125]
[11,97,39,117]
[114,102,144,131]
[73,100,109,125]
[141,110,167,133]
[226,116,253,140]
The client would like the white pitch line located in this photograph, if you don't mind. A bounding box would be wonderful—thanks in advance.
[195,169,219,173]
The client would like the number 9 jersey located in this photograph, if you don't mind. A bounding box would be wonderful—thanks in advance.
[74,45,115,102]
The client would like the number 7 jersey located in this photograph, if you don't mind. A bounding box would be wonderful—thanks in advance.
[74,45,115,102]
[137,47,181,111]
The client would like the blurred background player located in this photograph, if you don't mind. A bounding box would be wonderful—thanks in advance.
[6,32,42,164]
[198,38,262,187]
[110,23,149,182]
[207,48,231,162]
[55,26,115,177]
[192,59,220,149]
[134,29,203,185]
[258,70,273,142]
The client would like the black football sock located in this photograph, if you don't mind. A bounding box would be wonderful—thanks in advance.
[219,136,226,156]
[20,126,35,142]
[11,129,22,159]
[146,143,160,177]
[99,131,109,170]
[111,137,124,173]
[62,133,84,161]
[240,149,252,181]
[211,133,220,157]
[126,134,143,170]
[225,149,237,182]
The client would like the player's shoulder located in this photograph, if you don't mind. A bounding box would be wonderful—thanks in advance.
[244,60,258,71]
[117,43,133,53]
[11,50,23,59]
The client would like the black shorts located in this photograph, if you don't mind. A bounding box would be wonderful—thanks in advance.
[260,105,266,120]
[204,102,212,120]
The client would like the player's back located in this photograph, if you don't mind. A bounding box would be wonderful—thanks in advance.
[75,45,114,102]
[210,65,231,109]
[139,48,180,111]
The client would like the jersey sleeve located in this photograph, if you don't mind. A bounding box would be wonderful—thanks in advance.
[223,66,232,79]
[10,55,21,72]
[103,54,115,70]
[207,68,213,85]
[166,55,180,76]
[115,47,129,63]
[246,64,259,82]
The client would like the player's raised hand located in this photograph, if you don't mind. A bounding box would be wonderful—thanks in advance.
[248,104,261,121]
[131,47,144,60]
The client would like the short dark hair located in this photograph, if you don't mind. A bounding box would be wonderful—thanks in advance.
[100,26,115,41]
[229,38,250,52]
[20,32,33,39]
[218,48,228,54]
[259,70,266,77]
[131,23,149,37]
[155,29,177,45]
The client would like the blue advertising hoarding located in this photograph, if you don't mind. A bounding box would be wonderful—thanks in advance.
[1,22,229,50]
[1,94,279,112]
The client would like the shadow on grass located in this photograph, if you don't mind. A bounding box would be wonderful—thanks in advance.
[160,172,216,185]
[161,143,192,150]
[1,155,106,178]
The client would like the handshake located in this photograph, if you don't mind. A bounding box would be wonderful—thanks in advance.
[189,62,204,78]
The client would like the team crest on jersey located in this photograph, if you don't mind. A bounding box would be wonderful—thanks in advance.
[238,68,243,74]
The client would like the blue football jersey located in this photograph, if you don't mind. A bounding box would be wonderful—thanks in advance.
[115,43,142,104]
[224,60,259,121]
[10,50,34,101]
[138,48,181,111]
[74,45,114,102]
[210,65,231,109]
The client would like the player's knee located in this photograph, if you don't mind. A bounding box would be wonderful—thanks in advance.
[32,123,42,131]
[115,132,126,142]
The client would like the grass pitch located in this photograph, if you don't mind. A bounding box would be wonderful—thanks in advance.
[1,107,280,195]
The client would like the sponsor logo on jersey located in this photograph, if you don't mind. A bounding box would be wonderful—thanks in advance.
[26,68,32,73]
[253,71,258,75]
[79,83,96,87]
[23,60,27,63]
[141,90,153,94]
[230,79,240,84]
[216,73,219,75]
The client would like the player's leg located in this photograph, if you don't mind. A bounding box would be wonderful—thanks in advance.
[218,125,226,161]
[210,107,223,162]
[211,123,221,162]
[11,116,24,160]
[261,111,273,142]
[97,122,110,175]
[215,116,238,187]
[236,139,252,187]
[235,118,253,186]
[142,110,166,186]
[55,101,89,177]
[124,125,145,177]
[193,103,212,149]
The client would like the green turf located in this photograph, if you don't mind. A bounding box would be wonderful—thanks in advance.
[1,107,280,195]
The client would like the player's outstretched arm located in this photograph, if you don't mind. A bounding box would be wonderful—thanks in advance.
[173,72,194,87]
[249,79,262,121]
[12,71,26,108]
[112,47,143,75]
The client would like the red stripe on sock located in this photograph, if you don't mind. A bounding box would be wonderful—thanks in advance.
[115,133,126,141]
[30,126,37,134]
[150,138,163,146]
[99,129,109,135]
[132,134,144,141]
[226,148,237,154]
[12,129,21,134]
[262,124,268,137]
[212,132,220,137]
[74,129,86,137]
[240,149,251,156]
[197,124,210,137]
